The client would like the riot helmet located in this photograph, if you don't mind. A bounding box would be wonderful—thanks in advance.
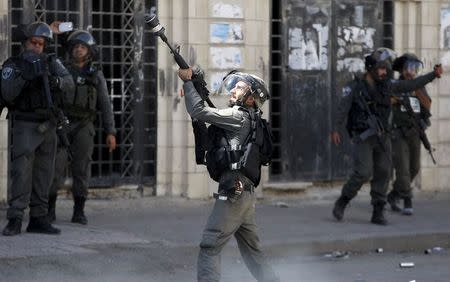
[23,21,53,42]
[217,71,270,108]
[66,30,98,59]
[365,47,397,81]
[392,53,423,78]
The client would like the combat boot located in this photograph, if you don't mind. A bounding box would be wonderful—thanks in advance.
[402,198,413,216]
[48,194,57,223]
[71,196,88,225]
[387,191,401,212]
[2,218,22,236]
[26,216,61,235]
[371,203,388,225]
[332,196,350,221]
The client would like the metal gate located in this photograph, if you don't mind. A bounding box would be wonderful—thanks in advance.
[8,0,157,188]
[270,0,388,182]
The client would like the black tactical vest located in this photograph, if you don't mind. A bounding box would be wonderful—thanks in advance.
[7,56,51,115]
[205,109,273,186]
[347,79,391,134]
[64,63,98,120]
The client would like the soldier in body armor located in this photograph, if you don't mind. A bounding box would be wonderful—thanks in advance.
[330,48,442,225]
[387,53,432,215]
[178,68,279,282]
[1,22,74,236]
[48,25,116,224]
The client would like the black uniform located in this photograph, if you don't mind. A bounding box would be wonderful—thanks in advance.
[389,84,430,211]
[182,73,279,281]
[333,71,437,223]
[1,51,74,235]
[49,63,115,200]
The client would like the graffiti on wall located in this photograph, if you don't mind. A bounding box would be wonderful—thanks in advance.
[336,5,376,73]
[288,5,329,71]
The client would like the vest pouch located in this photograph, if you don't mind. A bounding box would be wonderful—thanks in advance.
[258,118,273,166]
[87,85,97,112]
[239,142,261,186]
[74,85,90,109]
[206,146,229,182]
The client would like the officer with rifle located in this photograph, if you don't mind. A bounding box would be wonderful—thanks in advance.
[48,23,117,225]
[387,53,435,216]
[145,14,279,282]
[330,47,443,225]
[1,22,74,236]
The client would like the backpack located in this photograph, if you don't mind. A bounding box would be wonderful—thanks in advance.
[205,109,274,186]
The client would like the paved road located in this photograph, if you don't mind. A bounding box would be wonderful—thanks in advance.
[0,189,449,281]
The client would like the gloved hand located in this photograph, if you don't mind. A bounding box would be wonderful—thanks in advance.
[20,50,47,80]
[434,64,443,78]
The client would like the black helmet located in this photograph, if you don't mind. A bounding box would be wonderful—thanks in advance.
[365,47,397,71]
[392,53,423,73]
[23,22,53,42]
[66,30,98,59]
[217,71,270,108]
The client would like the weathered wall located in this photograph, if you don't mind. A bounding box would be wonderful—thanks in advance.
[156,0,270,198]
[394,0,450,192]
[0,0,9,203]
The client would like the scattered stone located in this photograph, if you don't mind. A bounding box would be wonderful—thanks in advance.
[375,248,383,253]
[275,201,289,208]
[399,262,414,268]
[324,251,350,259]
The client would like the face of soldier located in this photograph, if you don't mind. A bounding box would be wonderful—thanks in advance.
[229,80,251,107]
[375,66,388,81]
[25,37,45,54]
[401,62,420,80]
[72,43,90,63]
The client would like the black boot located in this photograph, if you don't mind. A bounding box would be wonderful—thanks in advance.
[71,197,88,225]
[48,194,57,223]
[402,198,413,216]
[332,196,350,221]
[2,218,22,236]
[371,203,388,225]
[387,192,401,212]
[26,216,61,235]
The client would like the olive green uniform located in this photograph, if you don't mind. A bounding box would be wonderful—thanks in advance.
[183,81,279,282]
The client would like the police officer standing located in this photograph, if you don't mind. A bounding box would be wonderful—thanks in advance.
[330,47,442,225]
[48,25,117,224]
[1,22,74,236]
[387,53,432,215]
[178,68,279,282]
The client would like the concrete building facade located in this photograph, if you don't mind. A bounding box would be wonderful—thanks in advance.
[0,0,449,202]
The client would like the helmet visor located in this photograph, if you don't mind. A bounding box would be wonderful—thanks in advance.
[403,61,423,76]
[216,73,250,96]
[376,48,397,63]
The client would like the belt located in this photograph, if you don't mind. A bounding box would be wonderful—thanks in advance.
[12,113,49,123]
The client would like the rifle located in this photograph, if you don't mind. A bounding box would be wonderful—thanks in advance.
[145,14,213,165]
[38,54,70,147]
[353,84,386,150]
[396,96,436,164]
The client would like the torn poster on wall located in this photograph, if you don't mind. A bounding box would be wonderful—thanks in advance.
[440,7,450,49]
[287,5,329,71]
[210,1,243,18]
[210,23,244,43]
[210,47,242,69]
[288,25,329,70]
[335,4,376,73]
[336,26,375,73]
